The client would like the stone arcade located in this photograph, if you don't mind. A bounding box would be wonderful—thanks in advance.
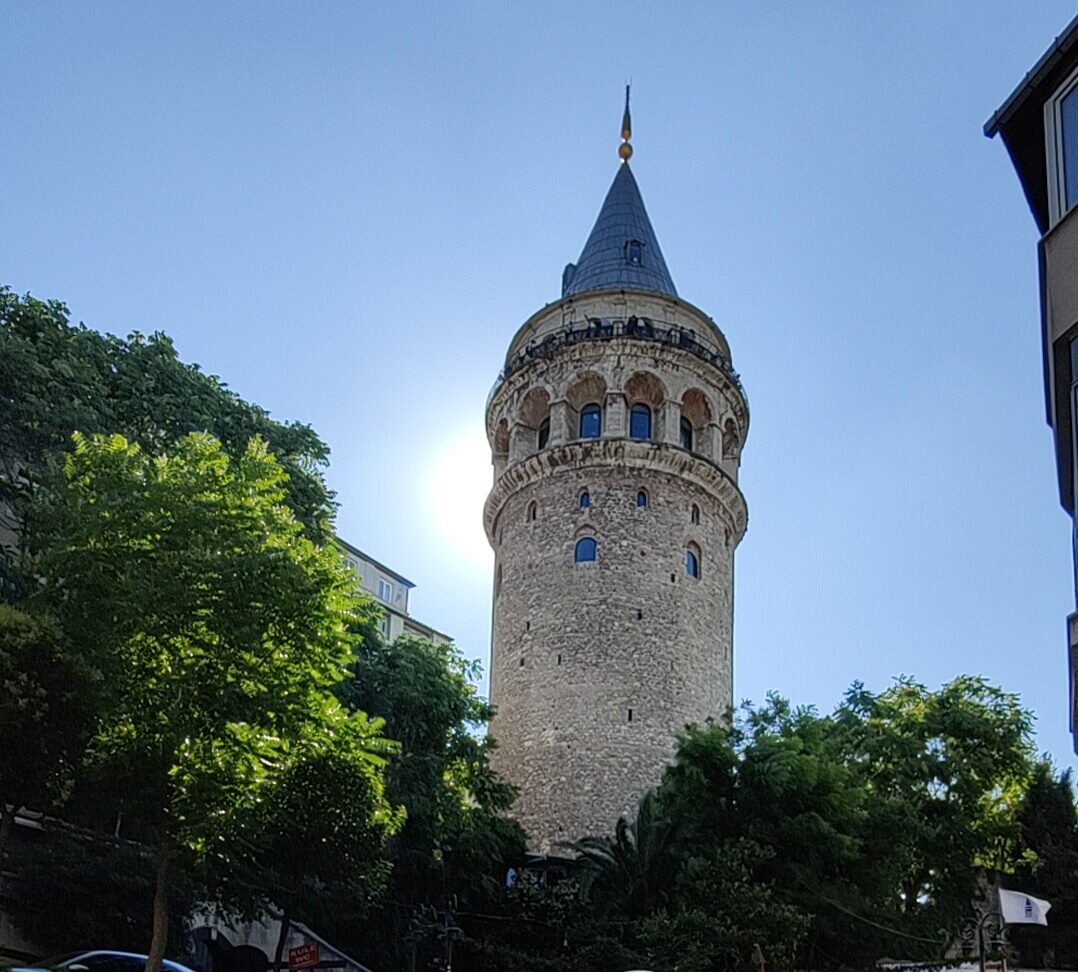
[483,95,749,852]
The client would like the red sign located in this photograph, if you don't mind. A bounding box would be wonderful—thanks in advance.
[289,944,319,972]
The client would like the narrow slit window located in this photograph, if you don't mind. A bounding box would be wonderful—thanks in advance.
[538,417,550,449]
[580,490,590,509]
[636,490,648,509]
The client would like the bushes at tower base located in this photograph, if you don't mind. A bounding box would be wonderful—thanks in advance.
[465,676,1059,972]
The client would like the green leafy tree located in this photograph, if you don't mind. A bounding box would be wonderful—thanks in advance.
[626,841,809,972]
[657,704,866,968]
[30,431,387,972]
[218,705,405,972]
[342,634,528,970]
[0,287,334,597]
[573,790,679,920]
[832,676,1035,946]
[1007,763,1078,967]
[0,605,96,857]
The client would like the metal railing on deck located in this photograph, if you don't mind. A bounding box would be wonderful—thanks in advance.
[486,316,742,411]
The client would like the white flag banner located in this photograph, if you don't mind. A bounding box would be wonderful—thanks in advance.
[999,889,1052,925]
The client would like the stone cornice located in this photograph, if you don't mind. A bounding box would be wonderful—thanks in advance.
[483,439,748,545]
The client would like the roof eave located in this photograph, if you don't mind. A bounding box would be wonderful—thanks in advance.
[985,11,1078,138]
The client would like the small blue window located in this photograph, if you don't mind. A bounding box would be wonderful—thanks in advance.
[630,404,651,440]
[685,549,700,579]
[636,490,647,509]
[679,417,693,451]
[580,403,602,439]
[580,490,590,509]
[626,239,644,266]
[575,537,597,562]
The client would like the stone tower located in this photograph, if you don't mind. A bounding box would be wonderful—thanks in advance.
[483,98,748,853]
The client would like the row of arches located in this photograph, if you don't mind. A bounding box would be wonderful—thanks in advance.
[493,370,741,466]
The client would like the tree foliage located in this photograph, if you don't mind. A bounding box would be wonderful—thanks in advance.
[28,431,392,972]
[0,605,97,857]
[476,677,1039,972]
[216,705,404,971]
[0,287,335,597]
[340,634,528,970]
[1006,763,1078,968]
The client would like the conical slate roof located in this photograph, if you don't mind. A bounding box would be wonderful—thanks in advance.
[561,162,677,299]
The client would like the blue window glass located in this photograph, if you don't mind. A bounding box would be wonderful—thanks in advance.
[680,417,693,450]
[580,404,602,439]
[630,404,651,440]
[1063,85,1078,211]
[636,490,647,509]
[574,537,597,562]
[580,490,590,509]
[685,549,700,578]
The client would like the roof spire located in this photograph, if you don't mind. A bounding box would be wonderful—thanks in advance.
[619,84,633,162]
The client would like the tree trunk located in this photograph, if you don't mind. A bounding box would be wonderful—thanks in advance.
[0,804,14,860]
[145,841,171,972]
[273,910,291,972]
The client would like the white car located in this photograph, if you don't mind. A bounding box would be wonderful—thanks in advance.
[13,950,198,972]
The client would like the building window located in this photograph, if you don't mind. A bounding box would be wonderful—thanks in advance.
[629,403,651,440]
[691,503,700,525]
[1049,68,1078,223]
[378,579,394,601]
[538,417,550,449]
[685,548,700,579]
[574,537,597,562]
[527,500,537,522]
[680,417,693,451]
[636,489,648,509]
[580,490,590,509]
[379,617,388,635]
[625,239,644,266]
[580,403,602,439]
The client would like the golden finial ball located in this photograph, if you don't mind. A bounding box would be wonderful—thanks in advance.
[618,142,633,161]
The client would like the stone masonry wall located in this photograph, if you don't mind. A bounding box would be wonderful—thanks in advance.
[484,294,747,854]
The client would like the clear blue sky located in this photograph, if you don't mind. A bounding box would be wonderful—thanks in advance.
[4,1,1077,766]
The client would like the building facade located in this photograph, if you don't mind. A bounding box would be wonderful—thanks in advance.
[986,13,1078,752]
[337,537,451,645]
[483,103,749,851]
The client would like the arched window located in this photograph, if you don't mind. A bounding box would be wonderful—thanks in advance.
[629,403,652,440]
[580,490,590,509]
[685,548,701,579]
[680,417,693,451]
[538,417,550,449]
[574,537,597,563]
[580,403,602,439]
[690,504,700,525]
[636,490,648,509]
[626,239,644,266]
[527,501,537,522]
